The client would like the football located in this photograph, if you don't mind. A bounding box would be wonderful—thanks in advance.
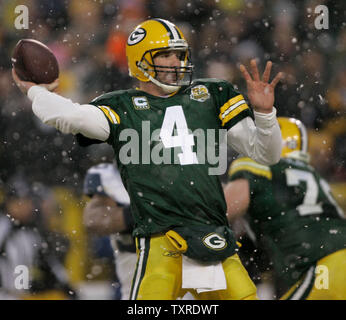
[11,39,59,84]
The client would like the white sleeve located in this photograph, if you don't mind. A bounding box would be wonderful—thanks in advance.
[227,107,282,165]
[27,85,110,141]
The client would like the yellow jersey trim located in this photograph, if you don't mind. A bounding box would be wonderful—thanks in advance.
[219,95,249,126]
[98,106,120,124]
[229,157,272,180]
[220,94,244,113]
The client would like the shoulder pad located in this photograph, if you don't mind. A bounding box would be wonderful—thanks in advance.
[83,163,115,196]
[191,78,229,86]
[83,163,130,204]
[90,89,132,104]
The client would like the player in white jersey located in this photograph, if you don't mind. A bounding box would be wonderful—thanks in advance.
[83,163,137,300]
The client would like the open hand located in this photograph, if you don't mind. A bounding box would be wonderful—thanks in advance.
[12,68,59,95]
[239,59,282,114]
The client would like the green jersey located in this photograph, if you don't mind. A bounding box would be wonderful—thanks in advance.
[228,155,346,287]
[84,78,252,237]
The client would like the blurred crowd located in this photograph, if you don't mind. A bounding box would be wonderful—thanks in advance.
[0,0,345,299]
[0,0,345,186]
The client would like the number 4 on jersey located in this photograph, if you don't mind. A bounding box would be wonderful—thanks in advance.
[160,106,198,165]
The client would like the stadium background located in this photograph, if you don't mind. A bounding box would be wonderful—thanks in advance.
[0,0,345,299]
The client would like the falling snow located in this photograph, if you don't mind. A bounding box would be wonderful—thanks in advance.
[0,0,344,302]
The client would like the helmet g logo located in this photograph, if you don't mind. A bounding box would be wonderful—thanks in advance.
[203,233,227,250]
[127,28,146,46]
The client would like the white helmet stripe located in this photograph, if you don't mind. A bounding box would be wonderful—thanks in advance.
[297,119,308,152]
[155,18,181,40]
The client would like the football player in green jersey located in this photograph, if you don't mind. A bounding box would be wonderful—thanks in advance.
[225,117,346,300]
[13,18,283,300]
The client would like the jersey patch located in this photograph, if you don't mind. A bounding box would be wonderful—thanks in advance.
[229,157,272,180]
[190,85,210,102]
[219,94,249,127]
[203,233,227,250]
[132,96,150,110]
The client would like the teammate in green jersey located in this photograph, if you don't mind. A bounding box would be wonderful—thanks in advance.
[225,117,346,300]
[13,18,283,300]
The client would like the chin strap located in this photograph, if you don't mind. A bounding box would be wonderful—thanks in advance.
[140,67,180,94]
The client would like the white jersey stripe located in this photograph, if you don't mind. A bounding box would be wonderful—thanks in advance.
[221,100,246,119]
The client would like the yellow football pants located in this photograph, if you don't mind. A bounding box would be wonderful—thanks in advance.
[281,248,346,300]
[129,234,258,300]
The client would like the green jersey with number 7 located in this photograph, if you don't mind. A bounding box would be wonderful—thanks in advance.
[227,118,346,288]
[81,78,252,237]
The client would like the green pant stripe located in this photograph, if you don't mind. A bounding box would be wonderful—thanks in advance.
[130,237,150,300]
